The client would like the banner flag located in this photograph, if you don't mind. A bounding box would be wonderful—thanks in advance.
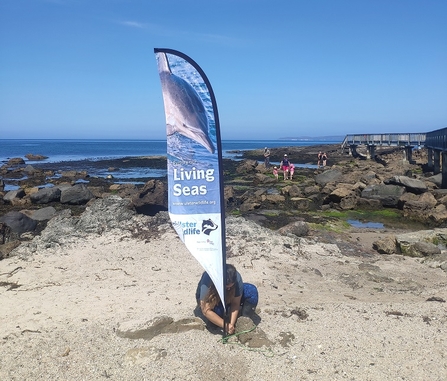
[154,48,227,308]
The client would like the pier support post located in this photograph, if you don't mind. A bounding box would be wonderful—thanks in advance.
[367,144,375,160]
[427,148,433,170]
[434,150,441,174]
[404,146,413,163]
[349,144,358,157]
[442,153,447,189]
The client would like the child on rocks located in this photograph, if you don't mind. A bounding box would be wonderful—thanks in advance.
[289,163,295,180]
[273,166,278,181]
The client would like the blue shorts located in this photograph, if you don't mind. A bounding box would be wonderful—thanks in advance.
[213,283,258,318]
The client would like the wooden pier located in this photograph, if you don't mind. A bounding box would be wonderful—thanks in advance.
[342,128,447,188]
[341,133,426,159]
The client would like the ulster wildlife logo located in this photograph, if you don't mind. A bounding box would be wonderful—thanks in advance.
[201,219,218,235]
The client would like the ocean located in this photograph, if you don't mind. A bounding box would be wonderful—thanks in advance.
[0,139,340,190]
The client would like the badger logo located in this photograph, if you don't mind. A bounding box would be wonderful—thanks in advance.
[201,219,218,235]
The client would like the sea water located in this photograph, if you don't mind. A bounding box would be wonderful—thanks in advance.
[0,139,340,163]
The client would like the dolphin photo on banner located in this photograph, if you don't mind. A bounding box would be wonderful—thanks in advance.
[154,48,226,309]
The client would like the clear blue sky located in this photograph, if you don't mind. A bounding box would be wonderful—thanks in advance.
[1,0,446,140]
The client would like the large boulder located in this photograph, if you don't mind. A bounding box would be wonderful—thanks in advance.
[3,189,26,203]
[384,176,427,194]
[361,184,406,207]
[25,154,48,161]
[426,173,442,188]
[0,211,37,235]
[30,187,61,204]
[278,221,309,237]
[131,179,168,215]
[60,184,94,205]
[253,173,276,185]
[29,206,57,221]
[236,160,258,174]
[372,235,397,254]
[315,169,342,186]
[7,157,25,166]
[395,229,447,257]
[401,192,437,214]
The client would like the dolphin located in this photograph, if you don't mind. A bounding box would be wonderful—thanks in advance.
[157,52,215,154]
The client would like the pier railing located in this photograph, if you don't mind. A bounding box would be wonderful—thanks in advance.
[341,133,426,149]
[425,127,447,150]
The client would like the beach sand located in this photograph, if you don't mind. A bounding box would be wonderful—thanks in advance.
[1,214,446,380]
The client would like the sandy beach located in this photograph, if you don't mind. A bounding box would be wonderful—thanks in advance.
[1,201,446,380]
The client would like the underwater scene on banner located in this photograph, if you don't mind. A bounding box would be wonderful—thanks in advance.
[157,52,221,216]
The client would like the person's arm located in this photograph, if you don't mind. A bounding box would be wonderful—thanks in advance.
[228,295,242,330]
[200,300,225,329]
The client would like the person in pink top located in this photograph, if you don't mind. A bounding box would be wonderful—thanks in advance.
[273,166,278,181]
[280,154,290,180]
[289,163,295,180]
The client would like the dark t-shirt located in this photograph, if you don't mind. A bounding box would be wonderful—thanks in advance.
[196,271,243,302]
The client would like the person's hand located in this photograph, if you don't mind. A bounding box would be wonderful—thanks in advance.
[226,323,235,334]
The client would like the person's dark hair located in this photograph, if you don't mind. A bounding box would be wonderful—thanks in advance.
[226,264,237,285]
[203,264,237,309]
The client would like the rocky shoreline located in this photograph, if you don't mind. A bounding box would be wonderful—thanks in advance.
[1,143,447,263]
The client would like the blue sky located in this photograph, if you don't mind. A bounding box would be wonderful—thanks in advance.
[1,0,446,140]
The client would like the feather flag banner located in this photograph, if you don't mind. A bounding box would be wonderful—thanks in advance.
[154,48,227,308]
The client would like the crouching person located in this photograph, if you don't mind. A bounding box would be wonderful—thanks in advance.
[196,264,258,334]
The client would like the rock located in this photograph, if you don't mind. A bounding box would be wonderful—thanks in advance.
[25,154,48,161]
[287,184,302,197]
[384,175,427,194]
[261,194,285,204]
[28,206,57,221]
[399,241,441,257]
[236,159,258,174]
[303,185,320,196]
[60,184,94,205]
[239,200,261,212]
[426,173,442,187]
[401,192,437,214]
[339,195,358,210]
[7,157,25,165]
[315,169,342,186]
[395,229,447,257]
[428,204,447,224]
[373,235,397,254]
[3,189,26,203]
[0,211,37,235]
[253,173,276,185]
[0,240,22,260]
[23,165,39,175]
[361,184,406,207]
[30,187,61,204]
[60,170,87,178]
[76,196,137,234]
[278,221,309,237]
[131,179,168,215]
[224,185,235,205]
[0,222,19,244]
[360,171,377,184]
[290,197,311,210]
[235,316,272,348]
[329,186,355,203]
